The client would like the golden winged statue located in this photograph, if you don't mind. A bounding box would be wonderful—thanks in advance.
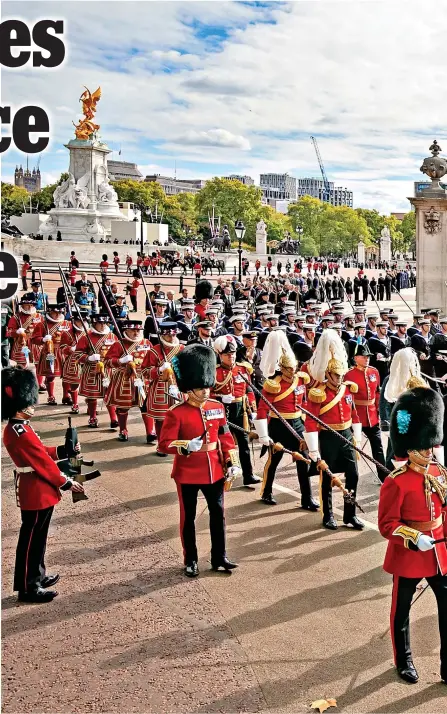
[73,86,101,140]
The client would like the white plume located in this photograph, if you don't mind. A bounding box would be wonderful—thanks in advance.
[308,330,348,383]
[260,330,296,378]
[384,347,423,403]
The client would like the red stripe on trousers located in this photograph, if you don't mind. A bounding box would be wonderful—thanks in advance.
[24,512,39,593]
[176,483,186,564]
[390,575,399,665]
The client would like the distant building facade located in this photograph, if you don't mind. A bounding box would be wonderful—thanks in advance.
[14,165,41,193]
[260,173,297,203]
[107,161,143,182]
[297,178,353,207]
[144,175,207,195]
[222,174,254,186]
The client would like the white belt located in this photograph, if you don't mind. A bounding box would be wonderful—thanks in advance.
[12,464,34,473]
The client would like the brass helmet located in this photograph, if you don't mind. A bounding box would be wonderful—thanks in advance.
[326,357,346,376]
[279,347,297,372]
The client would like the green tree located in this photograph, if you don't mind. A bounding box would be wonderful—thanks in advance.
[355,208,386,244]
[195,177,263,246]
[112,179,166,215]
[400,211,416,254]
[1,183,30,218]
[259,205,292,244]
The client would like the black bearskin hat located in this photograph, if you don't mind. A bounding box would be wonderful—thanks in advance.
[390,387,444,458]
[2,367,38,420]
[172,344,216,393]
[194,280,214,302]
[293,341,313,365]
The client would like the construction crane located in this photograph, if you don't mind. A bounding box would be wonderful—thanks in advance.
[310,136,331,203]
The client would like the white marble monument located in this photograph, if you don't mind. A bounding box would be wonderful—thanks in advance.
[357,240,366,264]
[256,219,267,254]
[409,140,447,312]
[379,226,391,263]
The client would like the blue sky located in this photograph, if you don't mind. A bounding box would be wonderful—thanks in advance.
[1,0,445,213]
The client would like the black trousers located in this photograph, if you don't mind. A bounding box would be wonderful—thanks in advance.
[391,574,447,669]
[14,506,54,593]
[177,479,225,565]
[227,402,253,482]
[130,294,137,311]
[378,286,385,300]
[361,424,386,482]
[319,429,359,522]
[261,417,316,503]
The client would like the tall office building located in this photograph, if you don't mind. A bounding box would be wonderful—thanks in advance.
[145,175,207,195]
[297,178,353,207]
[222,174,254,186]
[107,160,143,182]
[260,173,297,202]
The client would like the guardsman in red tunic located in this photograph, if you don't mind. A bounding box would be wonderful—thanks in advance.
[77,313,119,428]
[159,344,242,577]
[2,367,84,603]
[104,319,154,442]
[6,297,42,370]
[303,331,363,530]
[345,341,386,482]
[254,330,318,509]
[60,311,90,414]
[33,304,71,404]
[378,387,447,685]
[211,335,260,487]
[141,321,183,454]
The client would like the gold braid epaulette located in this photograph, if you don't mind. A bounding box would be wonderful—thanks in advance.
[308,385,327,403]
[237,361,253,375]
[297,370,310,385]
[387,464,408,479]
[263,375,282,394]
[343,380,359,394]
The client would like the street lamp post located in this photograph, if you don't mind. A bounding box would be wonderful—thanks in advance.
[234,220,246,282]
[295,224,303,255]
[134,203,148,256]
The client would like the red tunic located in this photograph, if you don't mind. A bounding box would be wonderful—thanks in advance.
[257,372,309,421]
[378,462,447,578]
[33,318,71,378]
[78,330,118,398]
[345,365,380,428]
[7,313,42,366]
[158,399,238,484]
[60,325,83,385]
[194,303,207,321]
[211,363,256,409]
[104,338,152,409]
[3,421,67,510]
[141,342,184,420]
[305,381,360,432]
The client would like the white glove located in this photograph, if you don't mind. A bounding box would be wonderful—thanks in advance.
[187,436,203,452]
[376,354,384,361]
[436,355,443,360]
[168,384,180,399]
[417,534,435,551]
[303,431,319,455]
[16,327,26,335]
[222,394,235,404]
[42,334,52,343]
[226,465,242,480]
[309,451,321,462]
[102,378,110,389]
[134,378,144,388]
[70,345,76,352]
[88,353,101,362]
[251,412,257,421]
[119,354,133,364]
[159,361,171,374]
[352,422,362,441]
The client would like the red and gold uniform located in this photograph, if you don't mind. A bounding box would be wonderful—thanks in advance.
[346,363,386,481]
[60,319,86,412]
[141,337,183,443]
[378,386,447,682]
[7,309,42,367]
[77,324,118,427]
[104,329,154,440]
[33,310,70,403]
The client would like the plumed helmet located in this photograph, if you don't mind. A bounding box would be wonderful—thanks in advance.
[260,329,296,378]
[171,345,216,393]
[214,335,238,355]
[308,330,348,382]
[194,280,214,302]
[1,367,38,420]
[390,387,444,458]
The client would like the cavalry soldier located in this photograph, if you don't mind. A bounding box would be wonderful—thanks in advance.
[211,335,260,487]
[303,331,364,531]
[33,304,70,405]
[7,296,42,370]
[378,386,447,685]
[2,367,84,603]
[104,319,154,442]
[254,330,319,509]
[141,321,183,453]
[158,344,242,577]
[345,341,386,482]
[59,311,90,414]
[77,313,119,428]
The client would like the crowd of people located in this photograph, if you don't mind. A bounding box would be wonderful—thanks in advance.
[2,261,446,687]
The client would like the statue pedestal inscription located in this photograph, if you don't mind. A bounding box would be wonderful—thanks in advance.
[409,140,447,312]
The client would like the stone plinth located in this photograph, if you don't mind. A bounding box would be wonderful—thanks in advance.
[256,223,267,253]
[357,240,365,264]
[409,196,447,312]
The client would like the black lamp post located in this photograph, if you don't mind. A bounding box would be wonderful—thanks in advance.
[234,219,246,282]
[295,224,303,255]
[134,203,148,255]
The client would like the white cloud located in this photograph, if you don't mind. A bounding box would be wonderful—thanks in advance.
[2,0,446,213]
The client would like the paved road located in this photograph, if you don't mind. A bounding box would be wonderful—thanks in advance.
[3,317,446,713]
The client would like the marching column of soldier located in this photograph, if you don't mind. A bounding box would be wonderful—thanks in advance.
[2,272,447,686]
